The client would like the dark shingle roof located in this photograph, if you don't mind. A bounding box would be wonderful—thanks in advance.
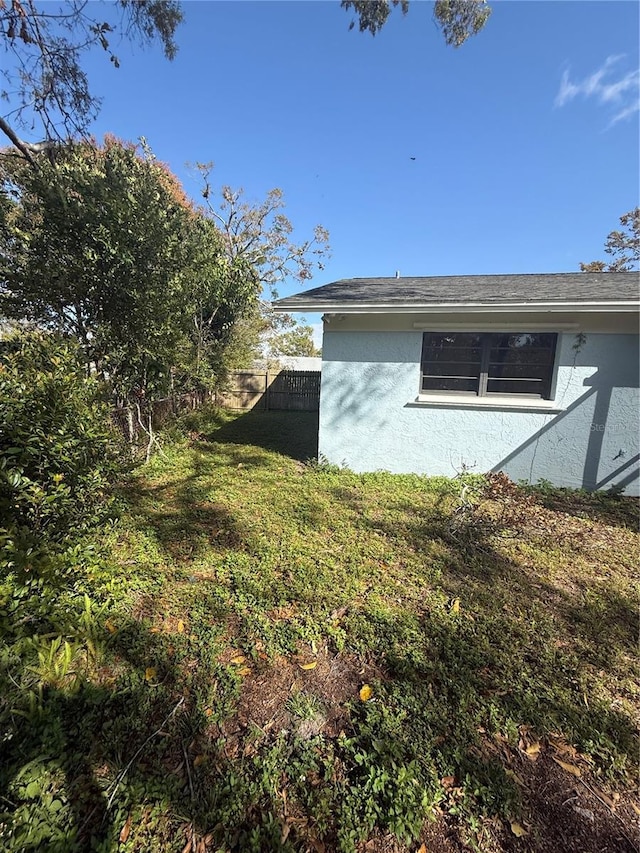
[273,272,640,311]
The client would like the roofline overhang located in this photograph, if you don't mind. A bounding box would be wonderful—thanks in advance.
[272,301,640,314]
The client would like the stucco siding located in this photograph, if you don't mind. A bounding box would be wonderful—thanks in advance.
[318,330,640,494]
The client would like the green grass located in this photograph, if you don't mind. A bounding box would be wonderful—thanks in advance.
[1,407,638,852]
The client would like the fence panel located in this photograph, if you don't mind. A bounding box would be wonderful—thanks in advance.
[268,370,321,411]
[216,370,320,412]
[215,371,268,411]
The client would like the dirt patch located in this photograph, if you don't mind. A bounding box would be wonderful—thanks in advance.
[225,647,384,744]
[497,752,638,853]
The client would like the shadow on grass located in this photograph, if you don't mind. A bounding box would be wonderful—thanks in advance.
[0,616,210,852]
[122,473,243,563]
[202,410,319,462]
[327,481,639,762]
[6,422,637,853]
[1,573,309,853]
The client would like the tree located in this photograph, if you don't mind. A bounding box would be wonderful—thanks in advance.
[268,319,321,359]
[0,137,254,401]
[340,0,491,46]
[196,166,330,369]
[198,166,330,297]
[580,208,640,273]
[0,0,182,160]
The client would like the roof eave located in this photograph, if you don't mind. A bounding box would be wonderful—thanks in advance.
[272,301,640,314]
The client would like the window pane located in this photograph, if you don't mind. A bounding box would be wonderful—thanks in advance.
[489,348,555,366]
[425,346,482,363]
[422,376,479,393]
[421,333,482,394]
[490,333,556,351]
[421,331,556,398]
[488,333,556,398]
[487,378,546,395]
[489,362,550,380]
[423,333,483,349]
[426,360,481,378]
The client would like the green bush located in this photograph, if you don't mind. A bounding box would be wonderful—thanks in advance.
[0,331,123,578]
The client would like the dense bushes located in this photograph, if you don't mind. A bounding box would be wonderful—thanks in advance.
[0,331,123,579]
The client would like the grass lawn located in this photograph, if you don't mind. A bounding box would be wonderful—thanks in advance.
[1,408,638,853]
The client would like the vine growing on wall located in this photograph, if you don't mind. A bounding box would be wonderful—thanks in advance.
[572,332,587,365]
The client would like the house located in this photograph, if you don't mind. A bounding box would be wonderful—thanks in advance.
[273,273,640,495]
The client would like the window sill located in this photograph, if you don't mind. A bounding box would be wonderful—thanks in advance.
[409,394,564,413]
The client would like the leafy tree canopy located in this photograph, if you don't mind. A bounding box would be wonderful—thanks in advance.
[268,318,321,359]
[0,330,122,580]
[580,207,640,273]
[0,139,329,399]
[340,0,491,46]
[0,137,256,400]
[194,166,330,370]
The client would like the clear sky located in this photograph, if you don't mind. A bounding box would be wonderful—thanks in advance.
[80,0,639,342]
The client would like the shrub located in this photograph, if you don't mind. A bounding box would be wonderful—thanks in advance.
[0,331,123,579]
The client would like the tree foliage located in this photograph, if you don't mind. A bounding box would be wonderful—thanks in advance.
[340,0,491,46]
[0,137,258,401]
[0,139,327,398]
[198,165,330,296]
[580,207,640,273]
[0,0,182,159]
[1,137,195,398]
[267,318,321,359]
[195,166,330,370]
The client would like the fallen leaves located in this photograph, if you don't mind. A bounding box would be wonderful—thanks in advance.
[450,598,460,615]
[552,757,581,777]
[229,653,252,676]
[504,768,525,786]
[119,813,132,843]
[299,661,317,670]
[144,666,157,682]
[359,684,373,702]
[518,727,542,761]
[509,820,528,837]
[548,732,580,759]
[595,788,619,811]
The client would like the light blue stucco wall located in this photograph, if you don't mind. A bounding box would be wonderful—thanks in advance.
[318,329,640,495]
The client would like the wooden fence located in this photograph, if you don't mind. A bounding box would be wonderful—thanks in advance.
[215,370,321,412]
[111,371,320,444]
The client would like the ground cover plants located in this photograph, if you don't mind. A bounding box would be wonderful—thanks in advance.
[1,408,638,852]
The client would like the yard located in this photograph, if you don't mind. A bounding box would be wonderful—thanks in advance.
[1,408,638,853]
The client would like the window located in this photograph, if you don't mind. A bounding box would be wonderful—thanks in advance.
[420,332,557,399]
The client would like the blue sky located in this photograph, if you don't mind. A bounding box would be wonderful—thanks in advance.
[80,0,639,342]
